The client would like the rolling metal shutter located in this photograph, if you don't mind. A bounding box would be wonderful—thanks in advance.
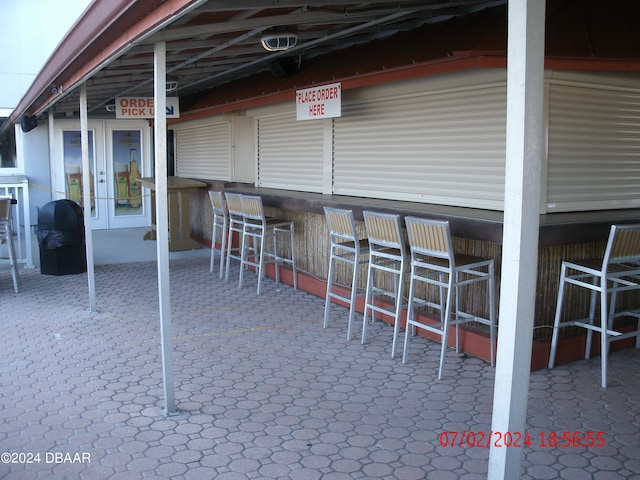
[547,82,640,212]
[333,84,507,210]
[174,121,230,180]
[257,112,325,192]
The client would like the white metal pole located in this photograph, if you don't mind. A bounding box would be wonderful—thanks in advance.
[48,112,56,201]
[80,83,97,312]
[488,0,546,478]
[154,40,177,416]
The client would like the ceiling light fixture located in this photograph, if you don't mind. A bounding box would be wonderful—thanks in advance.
[260,33,298,52]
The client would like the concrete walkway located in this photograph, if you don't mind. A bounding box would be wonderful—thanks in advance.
[0,253,639,479]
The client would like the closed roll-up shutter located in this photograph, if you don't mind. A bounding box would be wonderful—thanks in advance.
[175,121,230,180]
[547,83,640,212]
[333,84,507,210]
[257,112,324,192]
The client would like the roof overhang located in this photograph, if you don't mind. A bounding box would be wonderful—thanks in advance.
[7,0,640,131]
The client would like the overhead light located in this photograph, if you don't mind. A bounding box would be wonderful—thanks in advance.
[105,104,116,112]
[260,33,297,52]
[166,81,178,93]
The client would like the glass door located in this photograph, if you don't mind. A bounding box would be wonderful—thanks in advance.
[111,131,143,216]
[105,122,151,229]
[55,120,151,230]
[61,129,108,229]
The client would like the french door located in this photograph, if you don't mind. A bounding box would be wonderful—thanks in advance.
[54,120,151,230]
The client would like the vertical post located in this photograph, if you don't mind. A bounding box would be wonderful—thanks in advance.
[80,83,97,312]
[488,0,546,478]
[154,41,177,415]
[48,112,57,200]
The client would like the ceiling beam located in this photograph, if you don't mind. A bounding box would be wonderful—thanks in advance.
[150,7,415,42]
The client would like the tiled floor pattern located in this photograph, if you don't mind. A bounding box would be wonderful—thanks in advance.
[0,258,639,479]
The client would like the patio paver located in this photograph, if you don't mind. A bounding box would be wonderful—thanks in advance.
[0,257,639,479]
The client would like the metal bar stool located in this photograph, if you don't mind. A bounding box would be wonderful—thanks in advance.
[224,192,245,282]
[402,217,496,379]
[208,191,228,278]
[239,194,297,295]
[323,207,370,340]
[361,211,408,358]
[0,196,20,293]
[549,223,640,388]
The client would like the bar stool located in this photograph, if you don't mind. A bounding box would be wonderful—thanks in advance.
[323,207,370,340]
[361,211,408,358]
[0,197,19,293]
[549,223,640,388]
[208,191,228,278]
[402,217,495,379]
[224,192,245,281]
[239,194,297,295]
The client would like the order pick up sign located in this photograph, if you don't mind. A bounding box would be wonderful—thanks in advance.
[116,97,180,118]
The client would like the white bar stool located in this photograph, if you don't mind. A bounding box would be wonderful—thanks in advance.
[361,210,408,358]
[402,217,496,379]
[549,223,640,388]
[239,195,297,295]
[208,191,228,278]
[0,196,20,293]
[323,207,370,340]
[224,193,245,282]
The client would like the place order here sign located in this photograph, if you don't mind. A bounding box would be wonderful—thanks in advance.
[115,97,180,119]
[296,82,341,121]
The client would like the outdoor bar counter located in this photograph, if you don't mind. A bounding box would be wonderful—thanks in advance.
[140,176,207,251]
[193,183,640,369]
[220,184,640,247]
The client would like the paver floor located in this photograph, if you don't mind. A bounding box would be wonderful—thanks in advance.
[1,257,639,479]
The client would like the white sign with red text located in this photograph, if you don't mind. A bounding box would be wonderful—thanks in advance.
[115,97,180,119]
[296,82,341,121]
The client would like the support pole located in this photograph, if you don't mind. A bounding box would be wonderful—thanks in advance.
[488,0,546,478]
[154,41,177,416]
[80,83,97,312]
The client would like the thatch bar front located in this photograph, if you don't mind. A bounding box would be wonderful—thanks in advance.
[188,186,640,370]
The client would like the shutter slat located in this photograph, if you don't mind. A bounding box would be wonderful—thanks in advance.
[547,83,640,212]
[333,84,507,210]
[257,113,324,192]
[175,122,230,179]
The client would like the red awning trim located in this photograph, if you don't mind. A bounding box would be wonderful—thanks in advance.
[10,0,203,122]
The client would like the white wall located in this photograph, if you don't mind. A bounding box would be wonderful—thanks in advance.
[0,0,91,112]
[18,123,53,220]
[0,0,90,217]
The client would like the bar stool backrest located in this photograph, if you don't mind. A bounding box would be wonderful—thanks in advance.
[208,191,226,215]
[0,196,11,220]
[363,211,404,252]
[0,197,13,240]
[240,195,265,222]
[606,224,640,267]
[404,217,454,262]
[324,207,359,243]
[225,192,244,218]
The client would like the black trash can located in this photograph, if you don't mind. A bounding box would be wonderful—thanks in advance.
[37,200,87,275]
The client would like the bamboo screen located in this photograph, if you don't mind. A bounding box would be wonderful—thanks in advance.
[193,194,640,341]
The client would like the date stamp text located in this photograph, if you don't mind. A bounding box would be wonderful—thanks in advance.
[439,431,605,449]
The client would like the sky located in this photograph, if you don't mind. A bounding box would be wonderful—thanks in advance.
[0,0,92,115]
